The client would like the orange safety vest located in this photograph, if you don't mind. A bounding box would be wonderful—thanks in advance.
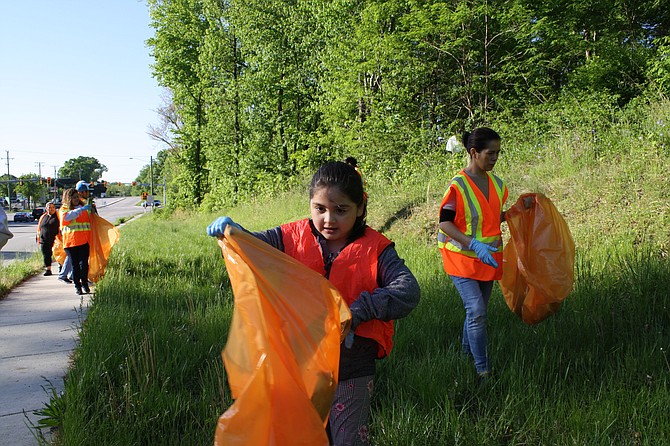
[438,169,508,281]
[281,219,394,358]
[59,206,91,248]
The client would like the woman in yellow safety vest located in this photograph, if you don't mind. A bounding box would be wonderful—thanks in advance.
[59,188,93,295]
[437,127,530,379]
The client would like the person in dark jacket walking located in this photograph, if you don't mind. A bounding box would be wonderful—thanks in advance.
[36,202,60,276]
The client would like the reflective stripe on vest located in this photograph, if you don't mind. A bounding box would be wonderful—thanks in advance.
[437,171,505,255]
[59,207,91,248]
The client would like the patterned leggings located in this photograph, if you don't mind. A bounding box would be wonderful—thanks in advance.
[327,375,374,446]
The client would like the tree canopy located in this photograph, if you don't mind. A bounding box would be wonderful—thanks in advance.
[146,0,670,209]
[59,156,108,183]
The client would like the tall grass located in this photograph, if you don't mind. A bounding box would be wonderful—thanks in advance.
[52,99,670,444]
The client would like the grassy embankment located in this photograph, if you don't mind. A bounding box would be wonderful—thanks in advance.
[46,101,669,445]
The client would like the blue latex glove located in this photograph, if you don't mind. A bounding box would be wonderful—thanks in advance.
[206,216,241,237]
[469,239,498,268]
[344,331,355,349]
[81,204,93,212]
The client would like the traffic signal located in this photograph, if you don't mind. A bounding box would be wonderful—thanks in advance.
[40,177,43,184]
[132,181,137,186]
[47,177,51,185]
[118,182,122,186]
[141,192,148,200]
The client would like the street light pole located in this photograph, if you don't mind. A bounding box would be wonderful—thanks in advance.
[150,156,154,195]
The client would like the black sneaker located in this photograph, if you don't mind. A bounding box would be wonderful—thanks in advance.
[83,285,91,294]
[59,277,73,284]
[43,270,53,276]
[75,287,83,295]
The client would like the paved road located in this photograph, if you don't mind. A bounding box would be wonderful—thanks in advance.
[1,197,145,263]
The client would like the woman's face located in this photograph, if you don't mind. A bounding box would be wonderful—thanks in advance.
[472,139,501,172]
[46,203,55,214]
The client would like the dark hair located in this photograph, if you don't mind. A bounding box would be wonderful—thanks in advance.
[462,127,500,153]
[344,156,358,167]
[310,161,367,239]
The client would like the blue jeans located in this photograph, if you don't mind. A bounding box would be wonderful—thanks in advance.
[59,254,73,280]
[450,275,494,374]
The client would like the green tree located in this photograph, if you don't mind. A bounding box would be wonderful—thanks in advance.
[16,173,46,208]
[59,156,107,182]
[148,0,210,208]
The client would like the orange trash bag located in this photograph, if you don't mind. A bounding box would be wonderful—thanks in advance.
[499,193,575,325]
[214,227,351,446]
[52,236,67,266]
[87,213,120,283]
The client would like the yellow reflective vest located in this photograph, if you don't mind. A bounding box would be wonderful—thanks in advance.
[438,169,508,281]
[59,206,91,248]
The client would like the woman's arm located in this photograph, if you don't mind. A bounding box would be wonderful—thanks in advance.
[439,220,472,248]
[61,206,88,223]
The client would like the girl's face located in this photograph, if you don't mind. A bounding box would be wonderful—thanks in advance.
[46,203,55,214]
[471,139,501,172]
[310,186,364,250]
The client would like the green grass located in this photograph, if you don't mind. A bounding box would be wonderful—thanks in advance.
[0,252,42,299]
[49,101,670,444]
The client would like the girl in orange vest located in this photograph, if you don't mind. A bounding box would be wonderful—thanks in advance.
[208,161,420,446]
[59,188,93,295]
[438,127,530,379]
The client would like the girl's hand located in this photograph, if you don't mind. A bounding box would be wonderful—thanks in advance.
[206,216,241,238]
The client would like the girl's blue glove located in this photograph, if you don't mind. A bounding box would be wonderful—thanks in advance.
[469,239,498,268]
[206,216,241,237]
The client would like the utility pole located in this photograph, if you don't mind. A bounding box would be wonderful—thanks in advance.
[35,161,44,179]
[3,150,13,206]
[150,156,154,195]
[51,165,59,200]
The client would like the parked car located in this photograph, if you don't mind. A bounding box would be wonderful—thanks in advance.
[32,207,46,220]
[142,200,162,208]
[13,211,35,222]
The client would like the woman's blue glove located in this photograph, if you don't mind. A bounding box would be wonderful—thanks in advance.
[206,216,241,237]
[82,204,93,212]
[469,239,498,268]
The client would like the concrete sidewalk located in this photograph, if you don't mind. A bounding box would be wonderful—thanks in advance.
[0,266,91,445]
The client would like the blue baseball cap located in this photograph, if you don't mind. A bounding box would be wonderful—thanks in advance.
[75,180,93,192]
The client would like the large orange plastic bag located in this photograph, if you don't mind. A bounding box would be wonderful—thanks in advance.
[87,214,120,283]
[52,236,67,265]
[214,226,351,446]
[500,193,575,325]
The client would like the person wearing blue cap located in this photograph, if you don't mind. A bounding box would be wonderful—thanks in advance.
[58,181,94,285]
[75,181,96,209]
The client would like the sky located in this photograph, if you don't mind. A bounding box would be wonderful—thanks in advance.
[0,1,164,183]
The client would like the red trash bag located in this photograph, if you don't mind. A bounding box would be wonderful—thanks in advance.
[87,214,120,283]
[500,193,575,325]
[214,227,351,446]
